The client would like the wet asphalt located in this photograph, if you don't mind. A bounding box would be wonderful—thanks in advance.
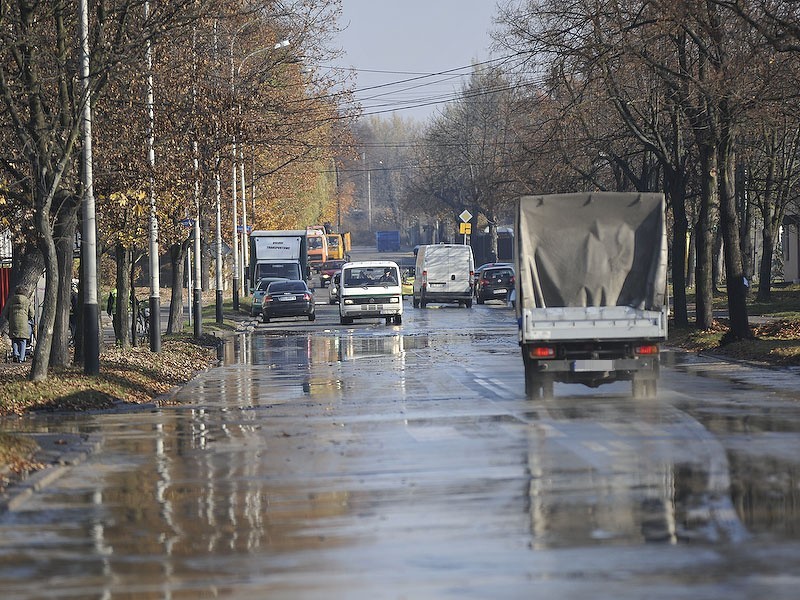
[0,258,799,598]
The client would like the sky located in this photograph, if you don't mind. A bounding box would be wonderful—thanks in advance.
[331,0,501,123]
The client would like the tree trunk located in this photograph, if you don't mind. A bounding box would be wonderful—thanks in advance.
[694,145,716,330]
[718,124,751,342]
[712,229,724,293]
[686,226,696,289]
[667,178,689,326]
[51,193,79,367]
[488,216,498,263]
[757,226,774,302]
[737,161,754,282]
[167,241,187,334]
[114,244,132,349]
[756,143,778,302]
[30,205,59,382]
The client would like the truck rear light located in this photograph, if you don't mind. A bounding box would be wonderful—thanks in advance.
[530,347,555,358]
[635,344,659,355]
[302,293,312,301]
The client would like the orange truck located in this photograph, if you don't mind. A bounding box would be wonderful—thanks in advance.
[326,232,351,261]
[306,226,328,271]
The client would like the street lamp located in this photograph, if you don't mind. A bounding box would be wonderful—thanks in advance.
[230,37,291,305]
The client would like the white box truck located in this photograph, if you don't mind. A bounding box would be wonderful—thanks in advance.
[514,192,668,399]
[412,244,475,308]
[339,261,403,325]
[248,230,308,292]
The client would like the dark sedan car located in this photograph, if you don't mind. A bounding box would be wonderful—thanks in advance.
[474,264,515,304]
[261,280,316,323]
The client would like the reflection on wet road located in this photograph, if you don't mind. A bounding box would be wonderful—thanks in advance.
[0,302,799,598]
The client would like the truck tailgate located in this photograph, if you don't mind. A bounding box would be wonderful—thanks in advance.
[521,306,667,341]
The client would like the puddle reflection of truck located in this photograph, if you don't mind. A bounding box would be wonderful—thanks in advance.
[248,230,309,292]
[514,192,668,399]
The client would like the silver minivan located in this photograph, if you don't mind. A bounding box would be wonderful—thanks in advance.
[412,244,475,308]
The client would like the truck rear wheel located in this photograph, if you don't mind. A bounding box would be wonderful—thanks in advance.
[524,356,554,399]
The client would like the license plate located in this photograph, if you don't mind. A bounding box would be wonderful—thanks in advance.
[494,288,507,294]
[429,282,445,287]
[572,360,614,372]
[365,304,378,311]
[279,296,296,302]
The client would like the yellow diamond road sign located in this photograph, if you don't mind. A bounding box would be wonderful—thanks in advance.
[459,210,472,223]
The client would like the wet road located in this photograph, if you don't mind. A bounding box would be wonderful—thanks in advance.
[1,294,800,598]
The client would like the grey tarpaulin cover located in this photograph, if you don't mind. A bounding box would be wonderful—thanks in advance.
[514,192,667,310]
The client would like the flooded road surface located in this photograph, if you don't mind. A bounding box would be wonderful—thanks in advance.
[1,301,800,598]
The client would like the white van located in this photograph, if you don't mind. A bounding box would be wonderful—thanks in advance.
[412,244,475,308]
[339,261,403,325]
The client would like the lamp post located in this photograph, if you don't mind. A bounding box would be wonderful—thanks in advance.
[230,37,290,303]
[79,0,99,374]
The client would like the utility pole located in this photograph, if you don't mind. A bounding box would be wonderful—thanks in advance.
[193,141,202,338]
[214,163,224,324]
[145,0,161,352]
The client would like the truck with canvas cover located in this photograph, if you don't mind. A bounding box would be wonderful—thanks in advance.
[248,230,308,292]
[514,192,668,399]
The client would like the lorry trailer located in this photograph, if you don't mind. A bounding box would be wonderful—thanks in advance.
[514,192,668,399]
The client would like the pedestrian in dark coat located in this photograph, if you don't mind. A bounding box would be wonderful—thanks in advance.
[8,286,34,362]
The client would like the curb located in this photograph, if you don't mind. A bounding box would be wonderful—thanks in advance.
[0,432,102,513]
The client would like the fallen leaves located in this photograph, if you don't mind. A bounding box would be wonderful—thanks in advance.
[0,335,221,416]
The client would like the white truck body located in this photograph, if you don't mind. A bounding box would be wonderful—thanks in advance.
[248,230,308,291]
[514,192,668,398]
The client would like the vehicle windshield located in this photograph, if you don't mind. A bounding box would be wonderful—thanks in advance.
[256,263,301,280]
[268,281,308,294]
[308,237,323,249]
[342,266,399,287]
